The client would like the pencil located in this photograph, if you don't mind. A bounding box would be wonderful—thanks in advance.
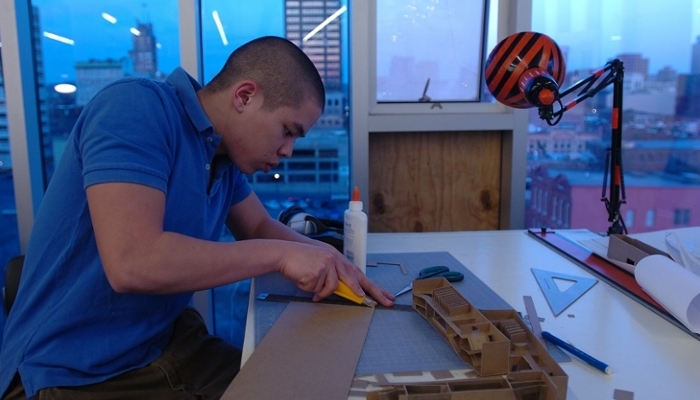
[542,331,612,374]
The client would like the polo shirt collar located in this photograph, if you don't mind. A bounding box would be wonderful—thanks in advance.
[167,67,214,135]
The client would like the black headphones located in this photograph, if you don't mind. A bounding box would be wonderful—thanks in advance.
[278,205,344,251]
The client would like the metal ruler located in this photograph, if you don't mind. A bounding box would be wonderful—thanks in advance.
[257,292,415,312]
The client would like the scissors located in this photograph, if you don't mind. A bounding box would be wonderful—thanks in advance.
[393,265,465,297]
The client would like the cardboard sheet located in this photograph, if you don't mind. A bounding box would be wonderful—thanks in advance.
[222,302,373,400]
[255,251,570,374]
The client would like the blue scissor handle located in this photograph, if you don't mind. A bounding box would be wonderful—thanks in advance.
[439,271,465,283]
[417,266,464,282]
[417,265,450,279]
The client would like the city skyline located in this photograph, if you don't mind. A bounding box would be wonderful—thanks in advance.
[532,0,700,74]
[4,1,700,229]
[32,0,181,83]
[26,0,700,85]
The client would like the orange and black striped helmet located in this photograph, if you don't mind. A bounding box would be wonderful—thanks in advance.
[485,32,566,108]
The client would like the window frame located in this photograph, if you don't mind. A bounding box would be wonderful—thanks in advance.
[0,0,536,333]
[350,0,532,229]
[368,0,511,117]
[0,0,46,251]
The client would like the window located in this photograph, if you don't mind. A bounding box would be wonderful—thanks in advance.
[319,161,338,170]
[626,209,635,228]
[376,0,486,103]
[646,209,656,227]
[674,209,691,226]
[31,0,180,180]
[202,0,350,218]
[202,0,350,346]
[4,0,179,336]
[13,4,180,336]
[527,0,700,234]
[0,31,23,335]
[319,148,338,157]
[288,162,316,171]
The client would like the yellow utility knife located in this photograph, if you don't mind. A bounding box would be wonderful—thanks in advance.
[334,281,377,308]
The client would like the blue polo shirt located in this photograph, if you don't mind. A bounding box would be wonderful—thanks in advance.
[0,68,251,398]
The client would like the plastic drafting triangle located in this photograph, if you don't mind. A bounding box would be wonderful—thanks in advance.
[531,268,598,316]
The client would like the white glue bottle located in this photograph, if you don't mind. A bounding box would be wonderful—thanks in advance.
[344,186,368,274]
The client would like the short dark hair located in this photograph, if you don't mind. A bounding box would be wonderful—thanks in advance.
[205,36,325,112]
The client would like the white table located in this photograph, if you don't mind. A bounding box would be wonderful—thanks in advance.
[241,229,700,400]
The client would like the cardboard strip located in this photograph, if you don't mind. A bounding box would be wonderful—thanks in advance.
[349,389,368,397]
[374,373,391,385]
[392,371,423,377]
[429,370,454,380]
[613,388,635,400]
[351,379,371,389]
[523,295,544,341]
[222,302,373,400]
[463,370,479,378]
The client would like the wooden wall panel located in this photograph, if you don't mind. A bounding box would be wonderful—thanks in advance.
[368,131,502,232]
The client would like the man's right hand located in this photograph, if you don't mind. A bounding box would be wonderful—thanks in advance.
[278,241,346,300]
[276,241,394,307]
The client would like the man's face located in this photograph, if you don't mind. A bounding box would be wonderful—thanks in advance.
[220,95,322,175]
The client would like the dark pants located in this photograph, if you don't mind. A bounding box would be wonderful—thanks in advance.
[3,307,241,400]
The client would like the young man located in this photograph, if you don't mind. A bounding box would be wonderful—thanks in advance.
[1,36,394,399]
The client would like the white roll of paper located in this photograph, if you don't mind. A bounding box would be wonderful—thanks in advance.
[635,254,700,334]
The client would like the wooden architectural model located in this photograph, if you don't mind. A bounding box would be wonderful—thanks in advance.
[366,372,560,400]
[413,278,511,376]
[366,278,568,400]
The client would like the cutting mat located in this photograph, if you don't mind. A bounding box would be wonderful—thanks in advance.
[254,251,568,374]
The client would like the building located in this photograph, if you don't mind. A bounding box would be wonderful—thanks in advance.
[585,138,700,172]
[248,127,349,217]
[129,20,158,78]
[248,0,351,206]
[317,90,347,129]
[74,59,126,107]
[623,139,700,171]
[655,66,678,83]
[691,35,700,74]
[612,86,676,116]
[46,88,80,141]
[285,0,342,90]
[676,74,700,118]
[616,53,650,80]
[0,46,9,171]
[528,167,700,233]
[0,6,52,174]
[284,0,347,129]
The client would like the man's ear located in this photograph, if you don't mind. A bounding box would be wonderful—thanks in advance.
[232,80,258,112]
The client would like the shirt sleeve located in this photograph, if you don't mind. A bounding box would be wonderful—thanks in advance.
[230,168,253,206]
[77,79,175,193]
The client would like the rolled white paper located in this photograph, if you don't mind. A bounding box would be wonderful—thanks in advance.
[635,254,700,334]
